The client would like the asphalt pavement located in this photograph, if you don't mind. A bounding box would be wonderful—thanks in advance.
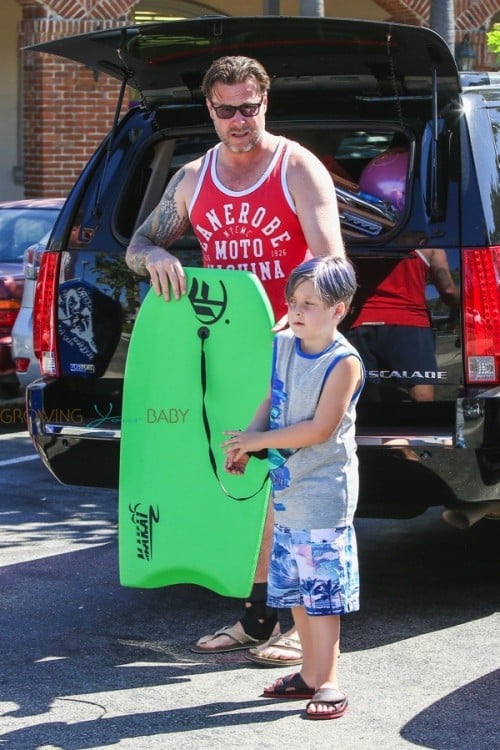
[0,423,498,750]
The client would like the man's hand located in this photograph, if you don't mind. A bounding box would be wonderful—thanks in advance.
[145,247,187,301]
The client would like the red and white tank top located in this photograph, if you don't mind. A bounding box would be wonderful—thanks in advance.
[188,137,310,321]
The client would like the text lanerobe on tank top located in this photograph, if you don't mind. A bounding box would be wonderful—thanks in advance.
[189,138,311,320]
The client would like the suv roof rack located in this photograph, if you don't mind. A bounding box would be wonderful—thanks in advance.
[460,71,500,88]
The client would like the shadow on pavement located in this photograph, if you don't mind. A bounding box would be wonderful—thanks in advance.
[400,670,500,750]
[0,699,299,748]
[1,487,498,747]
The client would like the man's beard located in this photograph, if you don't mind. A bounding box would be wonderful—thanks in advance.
[220,127,263,153]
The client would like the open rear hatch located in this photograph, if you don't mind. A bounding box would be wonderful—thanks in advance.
[27,16,460,107]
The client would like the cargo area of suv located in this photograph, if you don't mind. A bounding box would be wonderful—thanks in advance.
[25,16,500,527]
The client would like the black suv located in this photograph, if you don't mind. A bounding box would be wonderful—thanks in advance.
[26,16,500,528]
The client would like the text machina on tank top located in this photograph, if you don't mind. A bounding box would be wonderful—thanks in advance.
[188,137,311,320]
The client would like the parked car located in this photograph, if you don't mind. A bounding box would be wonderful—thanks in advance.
[0,198,64,397]
[12,231,51,391]
[25,17,500,528]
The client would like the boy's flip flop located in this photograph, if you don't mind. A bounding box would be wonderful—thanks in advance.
[305,688,348,720]
[262,672,315,699]
[190,626,267,654]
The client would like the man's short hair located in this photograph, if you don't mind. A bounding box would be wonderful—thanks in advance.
[201,56,271,98]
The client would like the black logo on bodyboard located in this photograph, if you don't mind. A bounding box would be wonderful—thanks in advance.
[188,278,227,324]
[129,503,160,562]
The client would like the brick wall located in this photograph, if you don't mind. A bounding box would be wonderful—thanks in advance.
[456,0,499,70]
[19,0,139,198]
[376,0,498,68]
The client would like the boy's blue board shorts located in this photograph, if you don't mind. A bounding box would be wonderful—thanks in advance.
[267,524,360,616]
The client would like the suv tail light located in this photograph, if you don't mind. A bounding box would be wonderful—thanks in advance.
[15,357,30,373]
[33,250,61,377]
[463,246,500,384]
[0,299,20,334]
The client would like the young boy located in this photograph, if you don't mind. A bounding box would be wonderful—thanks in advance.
[222,255,364,720]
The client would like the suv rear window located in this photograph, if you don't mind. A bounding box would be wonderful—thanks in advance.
[73,125,410,252]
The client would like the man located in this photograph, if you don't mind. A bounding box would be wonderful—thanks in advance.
[126,55,345,663]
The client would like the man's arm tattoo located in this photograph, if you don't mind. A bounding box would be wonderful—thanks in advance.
[127,169,190,274]
[126,244,156,276]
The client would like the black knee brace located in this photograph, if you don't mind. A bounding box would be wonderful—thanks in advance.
[240,583,278,640]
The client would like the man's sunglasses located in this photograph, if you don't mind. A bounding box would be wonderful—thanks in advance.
[210,97,264,120]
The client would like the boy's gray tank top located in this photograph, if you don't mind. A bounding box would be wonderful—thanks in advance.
[269,329,364,529]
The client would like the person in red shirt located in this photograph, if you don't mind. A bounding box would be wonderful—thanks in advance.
[347,248,459,401]
[126,55,345,662]
[345,149,459,401]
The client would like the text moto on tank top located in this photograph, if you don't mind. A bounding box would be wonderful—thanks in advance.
[188,137,311,321]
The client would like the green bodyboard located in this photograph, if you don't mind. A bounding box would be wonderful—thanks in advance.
[119,268,274,597]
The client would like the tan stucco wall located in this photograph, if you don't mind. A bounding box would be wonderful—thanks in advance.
[0,0,23,201]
